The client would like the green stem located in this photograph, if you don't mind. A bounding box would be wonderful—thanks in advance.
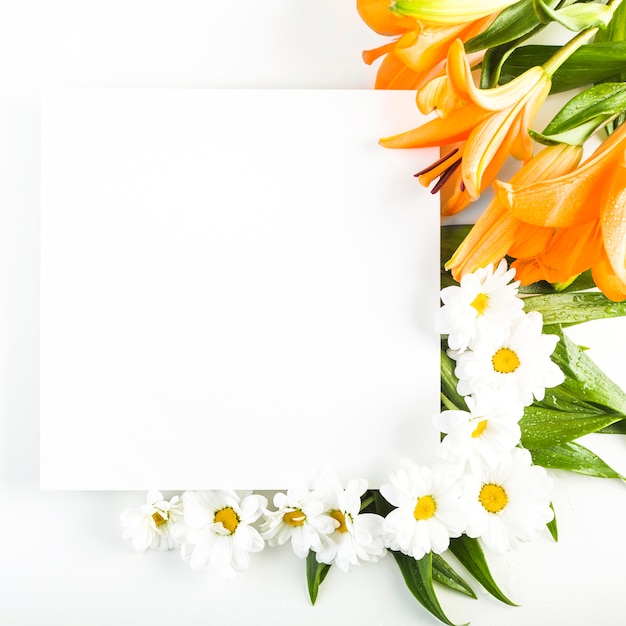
[543,0,625,76]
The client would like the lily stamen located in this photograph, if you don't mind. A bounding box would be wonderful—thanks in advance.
[415,148,462,195]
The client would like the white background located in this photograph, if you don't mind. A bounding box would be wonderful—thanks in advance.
[1,2,626,625]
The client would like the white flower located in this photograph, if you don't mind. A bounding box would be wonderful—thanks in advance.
[464,448,554,554]
[260,486,335,558]
[177,490,267,578]
[454,311,565,406]
[433,388,523,475]
[380,463,466,560]
[437,260,524,353]
[120,490,183,552]
[312,471,386,572]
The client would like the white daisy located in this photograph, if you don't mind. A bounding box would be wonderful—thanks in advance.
[433,388,523,475]
[464,448,554,554]
[380,463,466,560]
[260,486,336,558]
[177,490,267,578]
[437,259,524,353]
[120,490,184,552]
[454,311,564,406]
[312,471,386,572]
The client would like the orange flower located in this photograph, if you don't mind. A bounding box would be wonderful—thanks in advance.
[491,123,626,300]
[358,0,495,90]
[445,143,584,279]
[380,40,552,205]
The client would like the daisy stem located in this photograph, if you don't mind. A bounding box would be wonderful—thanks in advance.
[543,0,625,76]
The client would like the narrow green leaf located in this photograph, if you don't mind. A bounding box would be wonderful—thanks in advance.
[529,115,609,146]
[441,349,467,411]
[432,553,477,599]
[306,550,330,605]
[392,552,468,626]
[479,30,542,89]
[529,441,625,478]
[516,270,596,294]
[520,405,623,448]
[599,419,626,434]
[441,225,472,270]
[373,489,394,517]
[522,291,626,326]
[540,83,626,137]
[594,0,626,133]
[465,0,557,53]
[448,535,517,606]
[500,42,626,92]
[546,325,626,415]
[547,503,558,541]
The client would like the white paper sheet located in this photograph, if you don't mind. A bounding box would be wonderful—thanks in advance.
[40,88,440,489]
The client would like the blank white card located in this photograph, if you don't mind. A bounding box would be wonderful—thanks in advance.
[40,89,440,489]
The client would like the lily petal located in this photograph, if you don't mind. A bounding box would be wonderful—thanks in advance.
[600,152,626,286]
[380,102,492,147]
[494,123,626,228]
[446,143,583,279]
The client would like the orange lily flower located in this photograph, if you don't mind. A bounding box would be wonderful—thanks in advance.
[358,0,495,90]
[380,39,552,205]
[491,123,626,300]
[445,143,584,279]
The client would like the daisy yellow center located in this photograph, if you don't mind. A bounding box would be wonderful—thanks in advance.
[472,419,488,438]
[479,483,508,514]
[330,509,348,533]
[413,495,437,521]
[492,348,520,374]
[470,292,489,316]
[214,506,240,534]
[151,511,167,527]
[283,508,306,527]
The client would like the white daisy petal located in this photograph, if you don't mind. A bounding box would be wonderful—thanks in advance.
[177,489,265,577]
[120,491,184,552]
[381,463,466,560]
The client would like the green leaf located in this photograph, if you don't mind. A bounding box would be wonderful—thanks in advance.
[530,441,625,478]
[517,270,596,295]
[465,0,558,53]
[432,553,477,599]
[479,32,542,89]
[373,489,394,517]
[522,291,626,326]
[599,419,626,434]
[441,225,472,270]
[533,0,615,31]
[520,405,624,448]
[441,349,467,411]
[551,270,596,293]
[392,551,468,626]
[499,42,626,93]
[306,551,331,605]
[594,0,626,133]
[448,535,517,606]
[537,82,626,143]
[547,503,558,541]
[529,115,609,146]
[547,324,626,415]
